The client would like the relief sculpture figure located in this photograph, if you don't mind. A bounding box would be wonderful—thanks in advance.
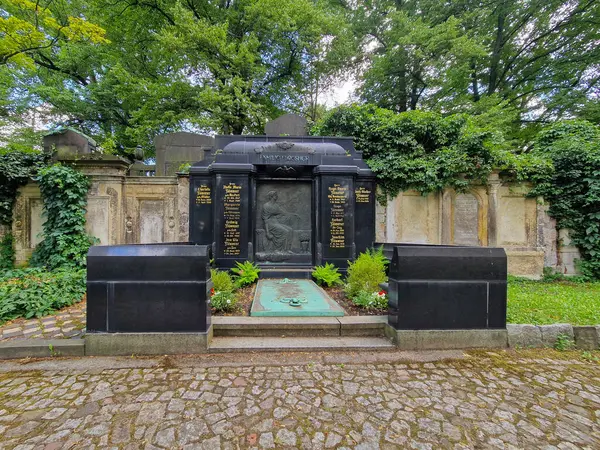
[261,191,298,252]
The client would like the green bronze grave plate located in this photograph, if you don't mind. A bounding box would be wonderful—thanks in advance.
[251,279,345,317]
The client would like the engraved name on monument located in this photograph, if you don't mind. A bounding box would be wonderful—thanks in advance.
[454,193,480,246]
[222,183,242,256]
[328,183,348,249]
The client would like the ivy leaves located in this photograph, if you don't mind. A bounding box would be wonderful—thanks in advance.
[30,164,97,270]
[530,121,600,279]
[314,105,514,201]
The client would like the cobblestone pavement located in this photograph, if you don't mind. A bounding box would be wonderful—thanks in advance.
[0,350,599,449]
[0,302,85,341]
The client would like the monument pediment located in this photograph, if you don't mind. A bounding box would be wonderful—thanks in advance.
[222,140,346,156]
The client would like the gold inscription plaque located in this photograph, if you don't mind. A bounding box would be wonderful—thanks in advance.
[327,183,348,248]
[223,183,242,256]
[355,186,371,203]
[195,185,212,205]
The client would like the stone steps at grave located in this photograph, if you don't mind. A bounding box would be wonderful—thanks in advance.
[208,336,395,353]
[212,316,388,337]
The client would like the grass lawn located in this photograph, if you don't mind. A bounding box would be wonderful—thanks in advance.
[507,278,600,325]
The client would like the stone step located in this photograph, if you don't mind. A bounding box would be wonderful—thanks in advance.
[209,336,395,353]
[212,316,388,337]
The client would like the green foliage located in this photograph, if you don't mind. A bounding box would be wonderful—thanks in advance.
[0,233,14,270]
[554,333,575,351]
[529,121,600,279]
[0,267,86,323]
[1,0,352,153]
[210,269,234,293]
[581,351,600,363]
[312,263,342,287]
[507,278,600,325]
[347,0,600,129]
[345,247,388,299]
[209,290,238,313]
[30,164,97,270]
[0,146,47,225]
[231,261,260,288]
[314,105,540,201]
[178,163,191,174]
[351,290,387,310]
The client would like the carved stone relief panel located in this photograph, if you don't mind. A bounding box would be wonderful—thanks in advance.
[139,200,165,244]
[255,182,311,263]
[29,198,45,248]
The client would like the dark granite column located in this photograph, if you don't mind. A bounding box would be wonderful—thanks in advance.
[212,164,255,268]
[315,166,356,269]
[189,166,213,245]
[354,170,376,255]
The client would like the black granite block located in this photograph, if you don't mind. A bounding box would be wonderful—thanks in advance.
[387,245,507,330]
[87,244,211,333]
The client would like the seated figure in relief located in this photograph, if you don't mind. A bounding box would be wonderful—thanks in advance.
[261,190,298,252]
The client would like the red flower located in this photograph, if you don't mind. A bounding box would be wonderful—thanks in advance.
[210,288,215,296]
[378,290,386,296]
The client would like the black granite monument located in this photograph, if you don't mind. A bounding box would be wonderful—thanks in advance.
[385,244,507,330]
[189,135,376,275]
[87,244,212,333]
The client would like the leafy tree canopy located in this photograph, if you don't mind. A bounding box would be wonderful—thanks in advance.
[2,0,352,155]
[344,0,600,135]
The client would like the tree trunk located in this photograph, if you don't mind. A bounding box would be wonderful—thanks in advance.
[488,1,506,95]
[471,60,480,102]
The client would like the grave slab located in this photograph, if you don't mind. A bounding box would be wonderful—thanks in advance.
[251,279,344,317]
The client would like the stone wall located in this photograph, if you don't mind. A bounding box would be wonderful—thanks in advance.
[11,156,190,264]
[9,161,578,278]
[375,173,576,278]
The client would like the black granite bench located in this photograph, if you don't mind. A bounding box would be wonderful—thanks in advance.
[385,244,507,330]
[86,243,211,333]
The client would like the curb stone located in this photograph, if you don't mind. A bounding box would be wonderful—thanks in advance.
[572,326,600,350]
[0,339,84,359]
[540,323,574,347]
[0,324,598,359]
[507,324,542,348]
[507,324,599,349]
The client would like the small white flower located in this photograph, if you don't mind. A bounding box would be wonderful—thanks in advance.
[227,299,231,304]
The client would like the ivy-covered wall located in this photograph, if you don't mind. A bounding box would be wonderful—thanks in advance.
[10,164,562,279]
[11,156,190,265]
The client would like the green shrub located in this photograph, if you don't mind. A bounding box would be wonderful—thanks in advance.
[0,233,14,270]
[345,247,388,299]
[351,290,388,310]
[210,290,238,312]
[231,261,260,288]
[312,263,342,287]
[210,269,234,292]
[0,268,86,323]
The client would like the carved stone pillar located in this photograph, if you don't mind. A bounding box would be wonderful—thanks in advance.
[487,172,502,247]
